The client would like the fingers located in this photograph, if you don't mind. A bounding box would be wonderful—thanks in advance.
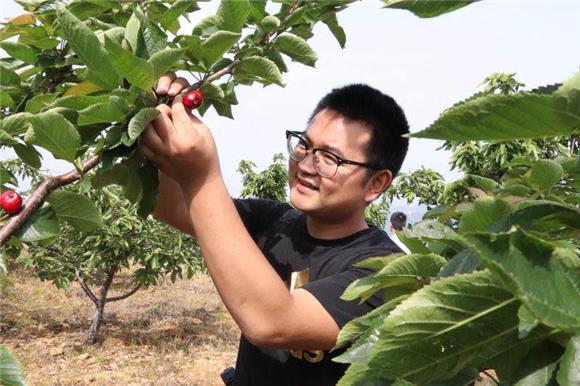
[138,136,161,166]
[140,123,166,152]
[168,77,189,97]
[152,104,173,143]
[171,96,204,131]
[156,72,176,94]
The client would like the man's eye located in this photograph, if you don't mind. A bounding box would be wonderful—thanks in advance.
[319,152,338,165]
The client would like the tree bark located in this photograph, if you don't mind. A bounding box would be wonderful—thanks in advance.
[84,264,117,345]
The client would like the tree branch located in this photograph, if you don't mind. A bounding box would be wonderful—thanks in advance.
[0,154,100,246]
[106,283,142,303]
[75,268,98,305]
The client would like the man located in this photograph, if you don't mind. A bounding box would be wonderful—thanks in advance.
[389,211,411,254]
[138,74,409,385]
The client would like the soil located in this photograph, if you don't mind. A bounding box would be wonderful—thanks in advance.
[0,269,238,385]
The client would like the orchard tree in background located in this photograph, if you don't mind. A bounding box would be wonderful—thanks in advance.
[21,181,203,344]
[238,153,288,202]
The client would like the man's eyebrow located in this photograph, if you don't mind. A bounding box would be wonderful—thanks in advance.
[302,132,344,157]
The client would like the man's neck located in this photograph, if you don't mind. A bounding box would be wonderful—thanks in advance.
[305,214,369,240]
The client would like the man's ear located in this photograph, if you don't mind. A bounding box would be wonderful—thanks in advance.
[364,169,392,204]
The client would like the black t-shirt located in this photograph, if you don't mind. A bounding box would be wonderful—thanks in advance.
[232,198,402,386]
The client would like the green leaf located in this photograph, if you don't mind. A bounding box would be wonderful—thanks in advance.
[77,95,129,126]
[335,295,409,350]
[127,108,160,143]
[468,228,580,331]
[0,64,20,87]
[338,270,520,384]
[274,34,318,67]
[0,41,36,64]
[15,205,60,242]
[216,0,250,33]
[341,254,446,302]
[0,167,17,187]
[211,99,234,119]
[148,47,186,78]
[134,8,167,56]
[0,91,15,109]
[322,13,346,48]
[56,6,119,90]
[411,93,580,141]
[159,0,196,31]
[355,253,404,271]
[0,253,5,273]
[402,219,467,251]
[24,110,80,162]
[382,0,477,18]
[0,130,19,146]
[235,56,285,87]
[199,82,225,100]
[124,10,141,53]
[458,197,514,233]
[25,94,58,113]
[0,345,26,386]
[511,340,562,386]
[137,160,159,217]
[467,174,499,192]
[47,190,103,232]
[528,159,564,191]
[557,335,580,386]
[104,36,155,90]
[492,200,580,236]
[517,305,539,339]
[435,249,480,279]
[200,30,240,67]
[13,143,42,169]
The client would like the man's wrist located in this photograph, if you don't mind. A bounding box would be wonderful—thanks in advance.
[179,172,225,203]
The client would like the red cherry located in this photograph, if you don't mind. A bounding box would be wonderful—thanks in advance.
[0,191,23,216]
[182,90,204,110]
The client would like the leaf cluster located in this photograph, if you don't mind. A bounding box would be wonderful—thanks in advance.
[337,72,580,385]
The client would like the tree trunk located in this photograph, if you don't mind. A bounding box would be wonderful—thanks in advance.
[85,299,105,345]
[84,265,117,345]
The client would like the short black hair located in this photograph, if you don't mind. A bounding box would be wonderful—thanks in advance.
[308,84,409,179]
[390,211,407,231]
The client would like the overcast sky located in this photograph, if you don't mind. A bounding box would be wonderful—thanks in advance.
[2,0,579,204]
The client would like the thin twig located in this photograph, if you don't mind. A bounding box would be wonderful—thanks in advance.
[481,369,500,385]
[106,283,142,302]
[75,268,98,305]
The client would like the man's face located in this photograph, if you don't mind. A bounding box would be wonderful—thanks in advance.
[288,108,374,221]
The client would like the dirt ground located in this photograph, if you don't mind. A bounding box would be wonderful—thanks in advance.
[0,269,239,385]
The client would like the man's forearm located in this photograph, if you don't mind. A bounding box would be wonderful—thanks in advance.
[153,171,196,237]
[182,176,294,344]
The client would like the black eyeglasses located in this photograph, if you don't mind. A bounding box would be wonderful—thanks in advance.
[285,130,382,178]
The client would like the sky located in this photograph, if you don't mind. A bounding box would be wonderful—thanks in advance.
[1,0,580,216]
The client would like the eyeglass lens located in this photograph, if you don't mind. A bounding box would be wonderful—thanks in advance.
[287,134,339,178]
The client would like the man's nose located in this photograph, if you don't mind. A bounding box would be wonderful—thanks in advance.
[298,151,317,175]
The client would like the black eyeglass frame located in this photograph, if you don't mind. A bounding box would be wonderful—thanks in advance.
[285,130,383,177]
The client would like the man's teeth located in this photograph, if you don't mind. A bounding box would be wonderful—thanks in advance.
[301,181,317,190]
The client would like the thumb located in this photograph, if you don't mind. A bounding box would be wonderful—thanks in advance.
[172,95,209,134]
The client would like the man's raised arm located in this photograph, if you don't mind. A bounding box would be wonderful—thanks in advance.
[153,171,196,237]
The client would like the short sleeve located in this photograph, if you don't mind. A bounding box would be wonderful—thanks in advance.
[233,198,293,239]
[301,267,383,328]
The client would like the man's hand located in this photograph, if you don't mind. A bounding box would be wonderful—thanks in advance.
[138,75,221,194]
